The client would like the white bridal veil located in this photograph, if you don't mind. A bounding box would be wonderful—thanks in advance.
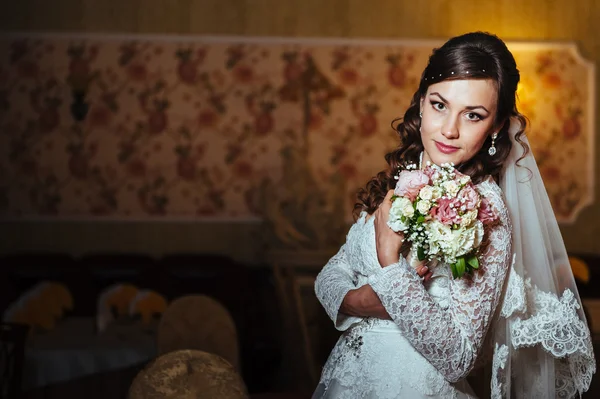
[490,118,596,397]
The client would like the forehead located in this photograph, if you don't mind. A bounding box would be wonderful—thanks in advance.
[426,79,498,108]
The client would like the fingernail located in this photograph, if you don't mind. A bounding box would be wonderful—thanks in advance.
[422,266,428,272]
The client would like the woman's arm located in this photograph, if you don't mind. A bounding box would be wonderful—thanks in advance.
[316,212,433,326]
[340,263,432,320]
[340,284,391,320]
[314,244,365,331]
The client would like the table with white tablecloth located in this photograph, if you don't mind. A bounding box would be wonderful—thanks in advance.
[23,317,156,391]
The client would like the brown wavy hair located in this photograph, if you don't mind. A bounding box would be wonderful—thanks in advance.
[354,32,529,219]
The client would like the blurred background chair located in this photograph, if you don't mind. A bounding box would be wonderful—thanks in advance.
[128,349,248,399]
[157,295,239,370]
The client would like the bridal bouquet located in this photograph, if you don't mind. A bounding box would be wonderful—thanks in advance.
[387,162,498,278]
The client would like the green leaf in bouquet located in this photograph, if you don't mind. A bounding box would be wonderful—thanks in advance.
[417,246,426,261]
[416,214,425,224]
[456,257,466,278]
[391,194,399,201]
[467,255,480,269]
[451,263,459,279]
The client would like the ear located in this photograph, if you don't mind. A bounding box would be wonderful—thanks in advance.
[419,97,425,114]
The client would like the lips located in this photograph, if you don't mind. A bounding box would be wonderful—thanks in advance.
[434,141,459,154]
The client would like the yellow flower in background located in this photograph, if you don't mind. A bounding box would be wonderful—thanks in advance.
[97,283,140,332]
[568,256,590,283]
[129,290,168,324]
[44,282,74,316]
[98,283,140,318]
[26,294,58,331]
[2,282,73,333]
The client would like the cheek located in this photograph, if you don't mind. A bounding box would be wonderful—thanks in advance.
[420,117,440,137]
[463,127,490,152]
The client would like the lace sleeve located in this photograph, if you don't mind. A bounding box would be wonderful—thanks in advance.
[314,244,363,331]
[368,182,512,382]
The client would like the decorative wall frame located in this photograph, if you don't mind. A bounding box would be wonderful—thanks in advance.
[0,33,594,245]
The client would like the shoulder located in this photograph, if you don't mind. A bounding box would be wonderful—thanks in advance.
[345,210,368,238]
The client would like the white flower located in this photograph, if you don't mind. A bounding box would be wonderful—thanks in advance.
[419,186,433,200]
[426,220,453,255]
[431,186,443,200]
[416,199,432,215]
[460,209,478,227]
[442,180,460,198]
[459,175,471,185]
[400,198,415,218]
[450,220,485,258]
[388,197,413,232]
[388,218,409,232]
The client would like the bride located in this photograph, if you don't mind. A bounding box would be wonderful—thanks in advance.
[312,32,595,398]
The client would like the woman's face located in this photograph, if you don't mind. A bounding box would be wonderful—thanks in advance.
[419,79,498,168]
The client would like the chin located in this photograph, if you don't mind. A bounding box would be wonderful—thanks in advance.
[435,154,462,166]
[424,150,462,167]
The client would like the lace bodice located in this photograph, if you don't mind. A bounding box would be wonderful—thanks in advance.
[315,177,512,383]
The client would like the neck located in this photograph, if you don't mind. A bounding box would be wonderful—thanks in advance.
[420,151,434,169]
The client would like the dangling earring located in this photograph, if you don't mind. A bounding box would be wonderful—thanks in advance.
[419,112,422,132]
[488,132,498,156]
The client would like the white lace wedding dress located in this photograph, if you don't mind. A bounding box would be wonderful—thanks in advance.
[312,177,511,398]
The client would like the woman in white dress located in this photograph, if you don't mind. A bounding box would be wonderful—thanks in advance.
[313,32,595,398]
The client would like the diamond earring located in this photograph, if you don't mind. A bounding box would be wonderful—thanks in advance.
[419,112,422,118]
[488,132,498,156]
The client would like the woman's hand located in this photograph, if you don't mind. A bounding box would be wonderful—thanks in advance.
[373,190,405,267]
[341,285,391,320]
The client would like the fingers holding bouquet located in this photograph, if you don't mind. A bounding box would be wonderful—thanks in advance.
[373,190,433,282]
[373,189,405,268]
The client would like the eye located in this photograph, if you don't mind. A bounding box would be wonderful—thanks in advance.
[430,101,445,111]
[465,112,483,121]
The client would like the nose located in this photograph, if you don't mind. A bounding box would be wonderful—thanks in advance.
[441,115,459,139]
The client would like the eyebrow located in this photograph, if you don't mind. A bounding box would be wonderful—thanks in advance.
[429,92,490,114]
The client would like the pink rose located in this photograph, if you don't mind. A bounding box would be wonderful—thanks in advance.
[430,197,461,225]
[395,170,430,201]
[457,184,480,211]
[478,197,498,225]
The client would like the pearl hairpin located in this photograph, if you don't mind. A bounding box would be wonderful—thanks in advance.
[422,69,488,82]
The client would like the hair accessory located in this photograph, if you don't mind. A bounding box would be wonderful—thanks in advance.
[423,69,488,82]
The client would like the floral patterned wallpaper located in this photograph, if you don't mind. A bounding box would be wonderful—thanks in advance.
[0,34,594,246]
